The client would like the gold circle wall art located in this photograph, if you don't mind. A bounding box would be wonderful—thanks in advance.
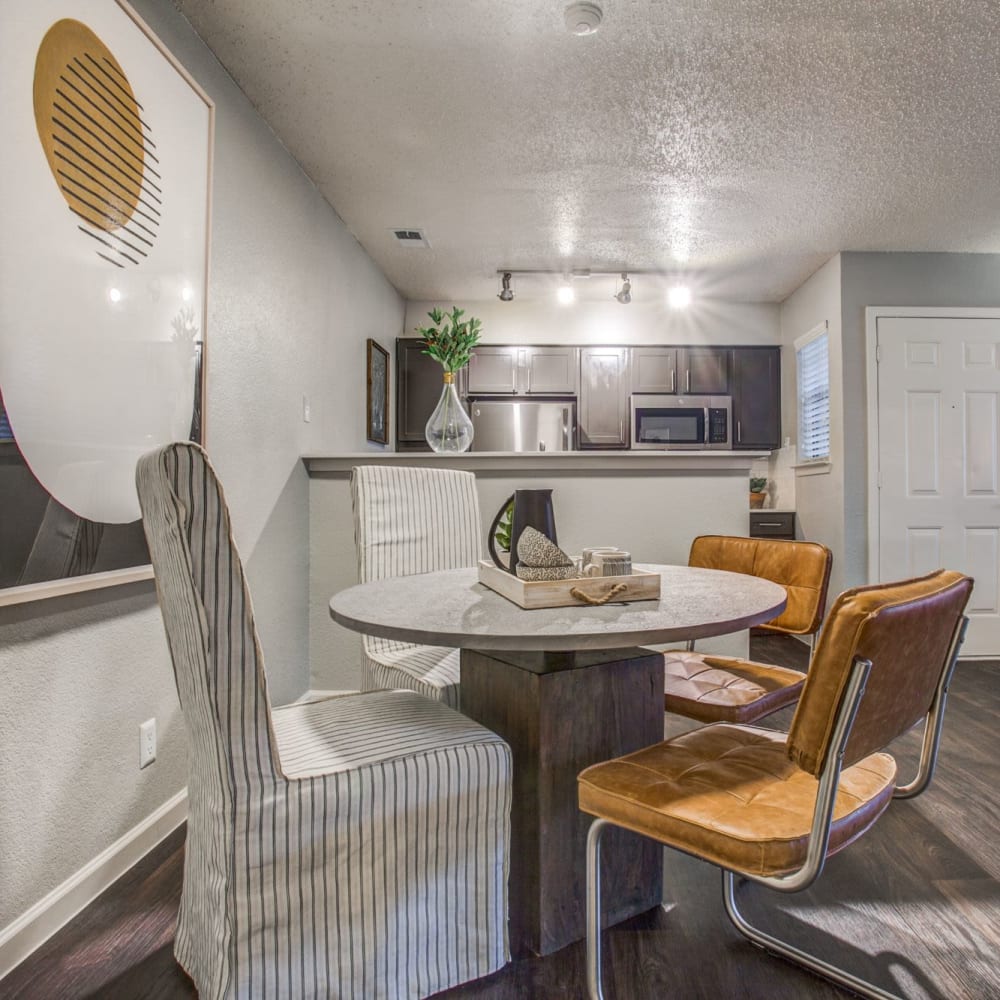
[0,1,214,602]
[33,17,159,268]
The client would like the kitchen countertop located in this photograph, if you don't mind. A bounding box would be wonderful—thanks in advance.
[304,450,769,474]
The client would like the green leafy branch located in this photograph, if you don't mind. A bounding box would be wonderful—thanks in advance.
[494,500,514,553]
[416,306,482,373]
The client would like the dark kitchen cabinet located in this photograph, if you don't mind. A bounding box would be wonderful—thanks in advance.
[749,511,796,539]
[630,346,728,394]
[631,347,678,393]
[523,347,579,394]
[679,347,730,395]
[467,346,519,394]
[396,339,468,450]
[467,346,578,395]
[730,347,781,450]
[579,347,629,448]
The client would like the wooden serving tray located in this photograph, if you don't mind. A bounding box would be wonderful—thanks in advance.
[477,560,661,610]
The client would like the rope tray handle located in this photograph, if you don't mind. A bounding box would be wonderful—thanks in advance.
[569,582,628,606]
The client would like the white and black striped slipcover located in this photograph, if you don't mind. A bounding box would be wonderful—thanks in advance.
[136,443,511,999]
[351,465,483,709]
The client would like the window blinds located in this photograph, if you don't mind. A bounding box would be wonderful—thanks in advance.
[796,330,830,462]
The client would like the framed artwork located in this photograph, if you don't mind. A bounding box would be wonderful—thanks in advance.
[0,1,214,605]
[366,338,389,445]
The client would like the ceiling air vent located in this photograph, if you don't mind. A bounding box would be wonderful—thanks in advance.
[391,228,431,248]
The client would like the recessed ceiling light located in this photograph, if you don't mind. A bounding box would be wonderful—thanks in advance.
[564,2,603,36]
[668,285,692,310]
[557,285,576,305]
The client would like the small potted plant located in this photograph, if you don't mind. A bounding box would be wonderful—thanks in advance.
[749,476,768,509]
[416,306,482,452]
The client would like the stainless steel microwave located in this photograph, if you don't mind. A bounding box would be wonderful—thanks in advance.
[630,394,732,450]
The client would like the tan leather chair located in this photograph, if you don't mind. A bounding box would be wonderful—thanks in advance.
[661,534,832,723]
[580,569,972,1000]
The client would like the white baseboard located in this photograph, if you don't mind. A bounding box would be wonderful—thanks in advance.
[0,788,188,981]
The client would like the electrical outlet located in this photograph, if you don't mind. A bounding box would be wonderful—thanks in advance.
[140,718,156,769]
[302,394,311,422]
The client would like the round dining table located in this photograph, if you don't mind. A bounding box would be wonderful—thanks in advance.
[330,563,786,958]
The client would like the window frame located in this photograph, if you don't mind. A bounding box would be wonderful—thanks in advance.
[794,321,831,466]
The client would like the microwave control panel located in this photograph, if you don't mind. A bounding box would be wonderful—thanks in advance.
[708,407,729,444]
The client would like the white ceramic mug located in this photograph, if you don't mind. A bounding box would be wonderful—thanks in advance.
[592,551,632,577]
[581,546,620,570]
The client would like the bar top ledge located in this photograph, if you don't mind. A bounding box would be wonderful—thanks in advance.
[304,450,769,475]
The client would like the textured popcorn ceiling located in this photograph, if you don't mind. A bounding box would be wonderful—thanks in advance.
[176,0,1000,302]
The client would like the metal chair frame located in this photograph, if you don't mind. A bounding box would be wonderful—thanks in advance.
[586,615,968,1000]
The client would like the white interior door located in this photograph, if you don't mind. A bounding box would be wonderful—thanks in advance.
[875,314,1000,657]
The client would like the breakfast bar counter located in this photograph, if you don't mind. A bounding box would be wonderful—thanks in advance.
[305,450,767,691]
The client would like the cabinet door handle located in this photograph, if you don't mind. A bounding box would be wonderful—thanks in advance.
[737,420,742,443]
[670,369,675,392]
[686,370,691,393]
[619,418,624,443]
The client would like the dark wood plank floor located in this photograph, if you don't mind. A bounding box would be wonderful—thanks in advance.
[2,638,997,1000]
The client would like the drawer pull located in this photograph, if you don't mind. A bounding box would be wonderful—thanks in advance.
[756,522,784,527]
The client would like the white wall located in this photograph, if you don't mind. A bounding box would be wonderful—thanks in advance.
[778,255,845,598]
[0,0,402,942]
[405,297,780,346]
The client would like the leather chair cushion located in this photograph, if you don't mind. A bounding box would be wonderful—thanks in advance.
[578,724,896,877]
[662,650,806,724]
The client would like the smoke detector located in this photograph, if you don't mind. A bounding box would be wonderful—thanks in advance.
[564,2,603,35]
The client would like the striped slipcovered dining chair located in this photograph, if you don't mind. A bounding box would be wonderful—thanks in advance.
[351,464,483,708]
[137,443,511,1000]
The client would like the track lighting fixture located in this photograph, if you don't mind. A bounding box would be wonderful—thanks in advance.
[496,268,692,308]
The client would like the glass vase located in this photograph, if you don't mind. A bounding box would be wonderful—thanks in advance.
[425,372,474,453]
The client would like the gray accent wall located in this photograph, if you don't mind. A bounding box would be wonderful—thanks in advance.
[0,0,402,935]
[779,254,845,600]
[839,252,1000,592]
[780,251,1000,604]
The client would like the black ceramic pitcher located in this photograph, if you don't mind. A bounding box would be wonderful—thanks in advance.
[488,489,557,575]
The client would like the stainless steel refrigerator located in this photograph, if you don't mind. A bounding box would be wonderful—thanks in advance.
[469,399,576,452]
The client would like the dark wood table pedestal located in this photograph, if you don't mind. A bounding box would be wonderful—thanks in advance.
[461,646,664,958]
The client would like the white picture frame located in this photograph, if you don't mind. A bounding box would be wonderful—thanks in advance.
[0,0,214,606]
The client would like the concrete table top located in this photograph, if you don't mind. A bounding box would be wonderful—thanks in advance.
[330,564,787,653]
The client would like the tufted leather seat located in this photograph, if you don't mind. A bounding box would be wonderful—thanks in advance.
[660,535,832,724]
[580,569,973,1000]
[579,724,896,877]
[662,650,808,724]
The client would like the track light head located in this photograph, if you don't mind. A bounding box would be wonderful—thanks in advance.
[615,273,632,304]
[498,271,514,302]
